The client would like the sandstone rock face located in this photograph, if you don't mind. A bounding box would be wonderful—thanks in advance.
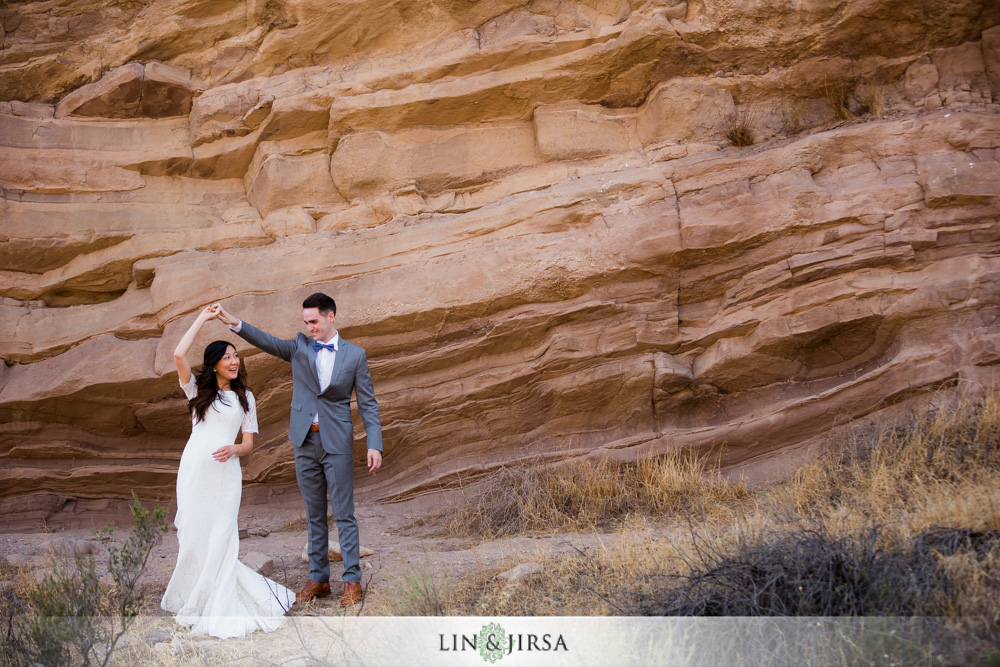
[54,62,200,120]
[1,1,999,530]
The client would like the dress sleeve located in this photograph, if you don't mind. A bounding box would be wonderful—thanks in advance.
[242,391,259,434]
[180,374,197,400]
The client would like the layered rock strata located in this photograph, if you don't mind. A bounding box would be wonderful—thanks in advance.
[1,0,999,529]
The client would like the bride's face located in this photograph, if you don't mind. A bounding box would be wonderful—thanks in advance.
[213,345,240,385]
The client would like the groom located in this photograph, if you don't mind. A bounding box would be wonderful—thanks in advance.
[216,293,382,606]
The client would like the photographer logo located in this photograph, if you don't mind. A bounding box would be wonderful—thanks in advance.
[439,622,568,662]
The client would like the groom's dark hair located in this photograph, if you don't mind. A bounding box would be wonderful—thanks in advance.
[303,292,336,316]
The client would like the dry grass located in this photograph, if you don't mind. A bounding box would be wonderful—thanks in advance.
[855,83,887,119]
[0,558,41,603]
[786,390,1000,528]
[824,77,855,120]
[105,617,279,667]
[722,107,761,147]
[450,451,751,539]
[446,530,693,616]
[386,388,1000,658]
[824,78,890,122]
[376,551,449,617]
[777,97,806,134]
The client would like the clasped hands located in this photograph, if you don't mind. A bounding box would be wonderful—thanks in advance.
[197,303,238,327]
[196,303,221,322]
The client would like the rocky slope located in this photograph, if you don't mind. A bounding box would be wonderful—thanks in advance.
[2,0,999,529]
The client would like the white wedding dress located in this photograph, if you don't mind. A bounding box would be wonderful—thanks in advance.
[161,375,295,639]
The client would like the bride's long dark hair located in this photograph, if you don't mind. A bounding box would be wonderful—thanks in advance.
[189,340,251,424]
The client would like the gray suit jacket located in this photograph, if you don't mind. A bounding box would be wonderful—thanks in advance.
[235,321,382,455]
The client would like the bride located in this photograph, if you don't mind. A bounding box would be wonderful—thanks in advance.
[160,304,295,638]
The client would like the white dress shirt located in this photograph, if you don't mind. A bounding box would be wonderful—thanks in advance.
[314,333,339,392]
[311,333,339,424]
[230,320,338,425]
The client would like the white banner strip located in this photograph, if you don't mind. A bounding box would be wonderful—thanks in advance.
[20,615,956,666]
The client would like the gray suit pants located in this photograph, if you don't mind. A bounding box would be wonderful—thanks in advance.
[295,430,361,583]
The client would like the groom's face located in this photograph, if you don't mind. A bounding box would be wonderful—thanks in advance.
[303,307,336,342]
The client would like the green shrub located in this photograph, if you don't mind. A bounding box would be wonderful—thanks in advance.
[1,493,168,667]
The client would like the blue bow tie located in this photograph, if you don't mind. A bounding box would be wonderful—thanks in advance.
[314,342,337,352]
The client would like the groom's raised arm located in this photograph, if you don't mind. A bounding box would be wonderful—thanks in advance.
[216,304,296,362]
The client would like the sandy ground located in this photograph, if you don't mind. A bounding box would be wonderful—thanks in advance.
[1,492,624,664]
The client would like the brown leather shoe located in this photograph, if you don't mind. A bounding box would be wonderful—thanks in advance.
[340,581,363,606]
[295,580,331,604]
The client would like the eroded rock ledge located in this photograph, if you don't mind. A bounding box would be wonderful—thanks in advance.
[1,0,998,529]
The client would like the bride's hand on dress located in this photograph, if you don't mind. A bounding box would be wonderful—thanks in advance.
[212,445,239,463]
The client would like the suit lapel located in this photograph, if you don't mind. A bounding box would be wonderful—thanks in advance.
[305,336,320,390]
[323,340,349,396]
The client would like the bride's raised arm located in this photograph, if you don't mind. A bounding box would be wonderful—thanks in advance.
[173,305,220,385]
